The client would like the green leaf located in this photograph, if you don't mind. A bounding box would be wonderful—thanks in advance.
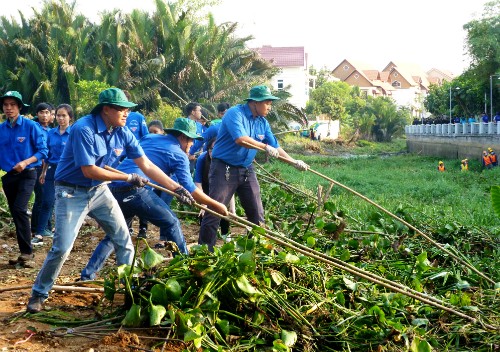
[252,311,265,325]
[150,284,168,306]
[270,270,286,286]
[281,330,297,347]
[343,277,358,292]
[184,324,204,348]
[306,236,316,247]
[216,319,230,336]
[495,282,500,290]
[368,305,386,323]
[121,304,142,327]
[238,251,256,274]
[410,337,432,352]
[272,339,290,352]
[455,280,470,290]
[103,278,116,301]
[336,291,346,306]
[149,304,167,326]
[315,217,325,229]
[165,279,182,301]
[411,318,429,327]
[284,253,300,264]
[323,222,339,233]
[141,247,165,269]
[340,249,350,261]
[235,275,262,298]
[491,186,500,218]
[116,264,141,279]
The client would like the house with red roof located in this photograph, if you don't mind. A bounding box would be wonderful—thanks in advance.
[254,45,310,109]
[332,59,453,117]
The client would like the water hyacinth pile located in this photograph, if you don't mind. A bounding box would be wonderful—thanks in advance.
[98,182,500,351]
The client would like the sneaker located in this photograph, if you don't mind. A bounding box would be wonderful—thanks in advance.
[38,230,54,238]
[9,254,35,267]
[22,259,36,268]
[27,296,45,313]
[31,236,44,246]
[154,242,166,249]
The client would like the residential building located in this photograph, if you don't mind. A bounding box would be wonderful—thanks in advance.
[331,59,452,117]
[253,45,310,109]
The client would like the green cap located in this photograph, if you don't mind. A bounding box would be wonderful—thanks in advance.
[244,85,279,102]
[90,88,137,115]
[164,117,203,140]
[0,91,30,113]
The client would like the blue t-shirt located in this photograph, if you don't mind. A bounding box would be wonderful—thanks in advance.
[126,111,148,140]
[211,104,278,167]
[0,115,47,171]
[494,114,500,122]
[194,151,208,183]
[111,134,196,193]
[46,126,71,164]
[55,114,144,187]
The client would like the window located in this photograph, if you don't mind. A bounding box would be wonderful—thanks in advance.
[277,79,284,90]
[343,65,349,70]
[354,73,359,79]
[392,81,401,88]
[393,72,399,77]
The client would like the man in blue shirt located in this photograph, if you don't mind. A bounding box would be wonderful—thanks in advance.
[0,91,47,268]
[494,112,500,123]
[191,102,230,154]
[80,117,228,281]
[27,88,194,313]
[125,109,149,238]
[31,102,55,238]
[198,85,309,251]
[186,102,204,172]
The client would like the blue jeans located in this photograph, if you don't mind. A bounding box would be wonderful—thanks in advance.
[35,164,56,234]
[31,184,134,298]
[199,159,263,251]
[81,187,187,280]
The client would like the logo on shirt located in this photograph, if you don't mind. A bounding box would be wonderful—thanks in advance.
[257,134,265,141]
[130,127,137,132]
[17,137,26,143]
[113,148,123,156]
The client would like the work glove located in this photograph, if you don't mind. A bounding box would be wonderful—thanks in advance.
[126,173,149,187]
[174,186,195,205]
[264,144,280,158]
[293,160,310,171]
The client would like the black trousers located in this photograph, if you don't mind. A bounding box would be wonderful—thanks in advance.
[2,168,37,255]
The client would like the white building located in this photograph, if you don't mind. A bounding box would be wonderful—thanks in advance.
[254,46,310,109]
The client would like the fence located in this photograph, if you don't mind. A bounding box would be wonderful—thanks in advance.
[405,122,500,136]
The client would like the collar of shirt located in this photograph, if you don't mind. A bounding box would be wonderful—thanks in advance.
[7,115,23,128]
[95,114,116,134]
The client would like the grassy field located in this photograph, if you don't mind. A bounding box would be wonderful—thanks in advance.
[262,137,500,232]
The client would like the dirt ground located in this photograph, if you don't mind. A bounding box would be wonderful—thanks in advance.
[0,215,227,352]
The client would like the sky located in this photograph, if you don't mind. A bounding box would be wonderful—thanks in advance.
[2,0,488,75]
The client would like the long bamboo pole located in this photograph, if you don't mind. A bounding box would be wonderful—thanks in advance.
[242,141,496,285]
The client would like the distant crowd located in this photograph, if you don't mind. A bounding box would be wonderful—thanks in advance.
[413,112,500,125]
